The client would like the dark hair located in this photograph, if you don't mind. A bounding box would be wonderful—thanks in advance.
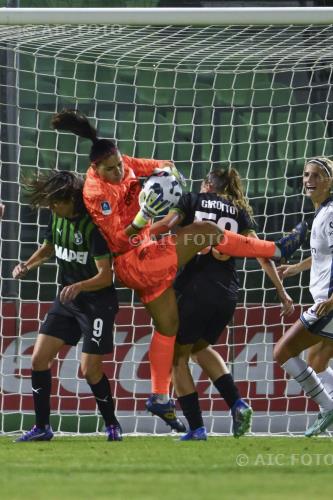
[204,167,254,220]
[51,109,118,164]
[24,170,85,214]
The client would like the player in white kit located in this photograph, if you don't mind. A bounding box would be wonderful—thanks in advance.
[274,157,333,436]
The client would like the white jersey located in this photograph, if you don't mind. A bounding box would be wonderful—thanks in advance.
[310,198,333,302]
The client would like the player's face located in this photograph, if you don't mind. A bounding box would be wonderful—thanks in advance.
[303,163,332,204]
[200,180,212,193]
[49,198,75,218]
[96,152,124,184]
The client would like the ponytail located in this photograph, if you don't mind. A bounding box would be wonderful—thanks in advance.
[205,167,254,221]
[52,109,118,164]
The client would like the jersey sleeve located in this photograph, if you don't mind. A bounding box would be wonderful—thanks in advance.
[89,226,112,261]
[171,193,196,226]
[122,154,165,177]
[237,208,256,235]
[43,214,54,244]
[325,211,333,251]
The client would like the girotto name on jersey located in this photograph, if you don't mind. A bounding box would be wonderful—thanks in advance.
[201,199,236,214]
[55,245,88,264]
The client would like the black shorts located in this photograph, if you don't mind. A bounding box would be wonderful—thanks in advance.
[40,292,119,355]
[175,273,237,346]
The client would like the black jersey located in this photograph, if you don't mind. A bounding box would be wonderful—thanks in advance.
[44,210,115,296]
[173,192,255,300]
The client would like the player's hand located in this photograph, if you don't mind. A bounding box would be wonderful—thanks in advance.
[153,163,187,187]
[279,292,295,318]
[12,263,29,279]
[315,299,333,318]
[132,190,171,229]
[0,203,5,219]
[276,264,299,280]
[59,283,83,304]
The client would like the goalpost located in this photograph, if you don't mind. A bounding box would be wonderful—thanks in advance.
[1,6,333,435]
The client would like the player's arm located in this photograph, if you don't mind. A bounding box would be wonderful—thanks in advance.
[59,255,112,303]
[277,256,312,280]
[12,242,54,279]
[0,203,4,218]
[245,230,295,317]
[149,209,185,236]
[123,155,174,177]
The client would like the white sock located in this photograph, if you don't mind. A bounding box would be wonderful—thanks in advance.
[282,357,333,412]
[317,367,333,399]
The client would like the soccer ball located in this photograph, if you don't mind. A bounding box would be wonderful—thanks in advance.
[140,169,183,211]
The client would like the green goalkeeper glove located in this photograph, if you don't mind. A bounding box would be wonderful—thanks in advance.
[132,190,171,230]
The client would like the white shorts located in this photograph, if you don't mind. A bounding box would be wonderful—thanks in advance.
[300,303,333,339]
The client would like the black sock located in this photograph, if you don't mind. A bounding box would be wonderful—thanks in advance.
[213,373,240,409]
[89,374,119,427]
[178,392,204,431]
[31,369,51,428]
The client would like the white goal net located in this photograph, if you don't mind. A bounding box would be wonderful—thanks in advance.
[1,8,332,435]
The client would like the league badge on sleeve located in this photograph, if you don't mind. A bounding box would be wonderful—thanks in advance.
[101,201,112,215]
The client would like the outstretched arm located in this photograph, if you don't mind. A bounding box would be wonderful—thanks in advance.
[245,231,294,317]
[277,256,312,280]
[149,210,184,237]
[12,242,54,279]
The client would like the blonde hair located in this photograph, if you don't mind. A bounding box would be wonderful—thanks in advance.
[304,157,333,178]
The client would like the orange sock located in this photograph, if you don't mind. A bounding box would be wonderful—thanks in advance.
[216,230,275,259]
[149,330,175,394]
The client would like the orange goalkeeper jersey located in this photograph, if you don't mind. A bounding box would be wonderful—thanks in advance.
[83,155,165,254]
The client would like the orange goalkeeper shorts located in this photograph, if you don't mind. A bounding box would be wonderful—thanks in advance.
[113,235,178,304]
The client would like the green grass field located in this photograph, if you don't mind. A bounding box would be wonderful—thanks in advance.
[0,435,331,500]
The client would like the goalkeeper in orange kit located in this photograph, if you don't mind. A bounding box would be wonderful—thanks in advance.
[52,109,307,433]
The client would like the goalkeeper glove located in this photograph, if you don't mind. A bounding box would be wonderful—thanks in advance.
[153,165,187,188]
[132,190,171,230]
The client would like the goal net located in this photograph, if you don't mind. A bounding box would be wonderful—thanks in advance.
[1,8,332,435]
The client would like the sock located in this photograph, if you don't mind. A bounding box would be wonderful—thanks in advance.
[89,374,119,427]
[282,357,333,411]
[213,373,241,409]
[31,369,52,428]
[149,330,175,395]
[215,230,275,259]
[317,367,333,399]
[178,392,204,431]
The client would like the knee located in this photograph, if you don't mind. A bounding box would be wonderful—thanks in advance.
[173,343,191,367]
[273,343,289,366]
[156,315,179,337]
[31,352,52,371]
[81,361,102,385]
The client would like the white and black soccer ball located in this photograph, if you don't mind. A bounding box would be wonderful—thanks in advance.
[140,169,183,211]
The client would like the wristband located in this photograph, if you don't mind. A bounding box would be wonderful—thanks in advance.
[132,210,150,230]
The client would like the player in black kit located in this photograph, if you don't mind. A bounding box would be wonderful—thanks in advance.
[13,170,121,442]
[151,167,294,440]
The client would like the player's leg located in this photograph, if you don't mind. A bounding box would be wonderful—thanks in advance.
[174,221,308,267]
[144,287,186,432]
[274,315,333,436]
[193,343,252,438]
[80,296,122,441]
[171,283,212,441]
[80,353,122,441]
[172,342,207,441]
[307,340,333,400]
[15,333,64,442]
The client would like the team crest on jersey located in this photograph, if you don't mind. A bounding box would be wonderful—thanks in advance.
[74,231,83,245]
[101,201,112,215]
